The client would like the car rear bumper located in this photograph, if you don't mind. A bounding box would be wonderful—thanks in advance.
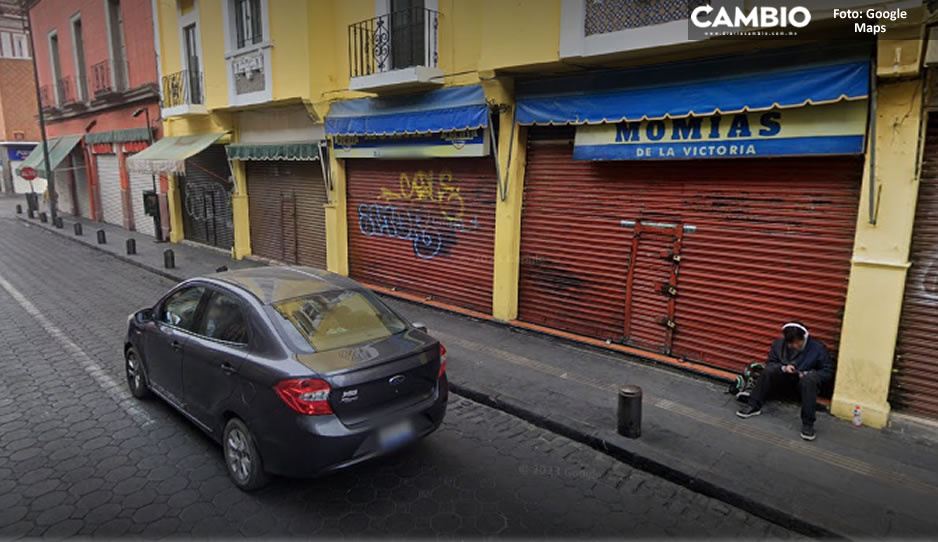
[258,376,448,478]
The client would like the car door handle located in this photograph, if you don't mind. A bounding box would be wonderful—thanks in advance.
[221,362,238,375]
[171,340,182,352]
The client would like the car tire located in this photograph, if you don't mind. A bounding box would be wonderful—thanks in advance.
[223,418,269,491]
[125,347,152,399]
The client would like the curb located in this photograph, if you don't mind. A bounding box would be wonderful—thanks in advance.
[17,216,186,283]
[20,213,842,539]
[450,382,844,539]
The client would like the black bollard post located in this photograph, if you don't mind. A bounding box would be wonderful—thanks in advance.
[126,238,136,255]
[39,212,48,223]
[96,230,106,244]
[163,249,175,269]
[617,385,642,439]
[73,223,82,236]
[15,204,22,214]
[53,217,63,229]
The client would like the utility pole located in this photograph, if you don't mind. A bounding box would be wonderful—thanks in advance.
[18,0,56,220]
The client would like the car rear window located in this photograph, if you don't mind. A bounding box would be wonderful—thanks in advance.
[271,289,407,352]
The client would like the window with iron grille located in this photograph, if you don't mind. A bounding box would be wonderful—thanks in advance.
[584,0,709,36]
[234,0,262,49]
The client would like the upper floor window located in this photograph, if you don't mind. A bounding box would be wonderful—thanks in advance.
[0,32,30,59]
[234,0,262,49]
[584,0,704,36]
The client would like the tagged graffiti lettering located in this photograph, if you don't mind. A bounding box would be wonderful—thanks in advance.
[378,170,465,222]
[358,203,444,259]
[184,181,231,222]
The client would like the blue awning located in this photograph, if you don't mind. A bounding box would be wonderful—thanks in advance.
[516,56,870,126]
[325,85,488,137]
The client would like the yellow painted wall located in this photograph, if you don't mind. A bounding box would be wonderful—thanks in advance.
[270,0,310,101]
[832,76,924,429]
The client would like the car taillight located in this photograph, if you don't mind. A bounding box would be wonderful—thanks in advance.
[438,344,447,378]
[274,378,333,415]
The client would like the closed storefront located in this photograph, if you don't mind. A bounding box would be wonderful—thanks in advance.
[327,85,497,314]
[244,159,326,267]
[891,113,938,420]
[17,135,85,216]
[519,132,861,372]
[180,145,234,250]
[96,154,124,226]
[514,51,868,374]
[345,158,497,313]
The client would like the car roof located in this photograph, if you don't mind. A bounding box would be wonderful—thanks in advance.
[207,266,364,305]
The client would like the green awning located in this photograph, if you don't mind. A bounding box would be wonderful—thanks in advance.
[84,127,152,145]
[225,141,320,161]
[126,133,226,174]
[15,135,84,178]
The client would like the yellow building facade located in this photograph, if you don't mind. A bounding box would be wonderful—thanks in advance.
[149,0,929,429]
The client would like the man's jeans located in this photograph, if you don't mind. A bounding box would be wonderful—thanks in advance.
[747,364,831,426]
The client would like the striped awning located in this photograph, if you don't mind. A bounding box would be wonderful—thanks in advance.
[15,135,83,178]
[225,142,320,161]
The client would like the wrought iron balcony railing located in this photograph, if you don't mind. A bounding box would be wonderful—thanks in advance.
[39,85,53,111]
[348,7,439,78]
[93,59,130,97]
[56,76,76,105]
[161,70,204,109]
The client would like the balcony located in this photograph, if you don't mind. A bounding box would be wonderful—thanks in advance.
[161,70,206,117]
[56,76,80,107]
[39,85,54,112]
[92,59,129,98]
[348,7,442,92]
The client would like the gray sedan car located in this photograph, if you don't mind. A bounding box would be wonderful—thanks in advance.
[124,266,448,490]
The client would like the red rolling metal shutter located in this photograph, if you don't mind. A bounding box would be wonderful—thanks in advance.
[346,158,497,314]
[246,161,327,268]
[891,114,938,420]
[519,128,861,373]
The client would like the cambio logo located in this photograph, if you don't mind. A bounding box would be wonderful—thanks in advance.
[691,4,812,29]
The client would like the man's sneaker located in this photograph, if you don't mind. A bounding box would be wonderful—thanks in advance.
[736,404,762,418]
[800,424,817,441]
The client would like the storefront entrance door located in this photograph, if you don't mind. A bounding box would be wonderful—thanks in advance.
[624,220,684,354]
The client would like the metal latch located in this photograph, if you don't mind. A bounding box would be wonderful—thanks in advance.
[660,284,678,298]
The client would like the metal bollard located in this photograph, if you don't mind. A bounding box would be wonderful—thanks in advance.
[617,385,642,439]
[15,204,22,214]
[73,223,82,236]
[163,249,175,269]
[96,230,106,244]
[39,212,48,223]
[53,217,63,229]
[126,238,136,255]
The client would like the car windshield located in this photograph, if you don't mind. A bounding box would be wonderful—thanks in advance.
[271,289,407,352]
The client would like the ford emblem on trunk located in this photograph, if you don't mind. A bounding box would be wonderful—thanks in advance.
[389,375,406,386]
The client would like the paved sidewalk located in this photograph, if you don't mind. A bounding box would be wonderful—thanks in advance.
[12,203,260,281]
[13,198,938,538]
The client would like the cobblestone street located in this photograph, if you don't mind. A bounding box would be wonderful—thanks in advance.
[0,214,798,538]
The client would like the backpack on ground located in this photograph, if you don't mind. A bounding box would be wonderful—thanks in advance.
[727,362,765,402]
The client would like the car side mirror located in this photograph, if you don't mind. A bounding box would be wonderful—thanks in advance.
[412,322,428,333]
[136,308,155,323]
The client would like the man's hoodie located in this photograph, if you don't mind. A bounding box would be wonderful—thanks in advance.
[766,336,834,380]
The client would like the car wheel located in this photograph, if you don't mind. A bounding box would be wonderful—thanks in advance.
[125,348,151,399]
[223,418,269,491]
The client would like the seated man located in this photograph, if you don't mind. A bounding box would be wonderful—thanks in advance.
[736,322,833,441]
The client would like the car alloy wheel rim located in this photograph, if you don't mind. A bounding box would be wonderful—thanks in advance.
[127,355,142,390]
[226,428,252,483]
